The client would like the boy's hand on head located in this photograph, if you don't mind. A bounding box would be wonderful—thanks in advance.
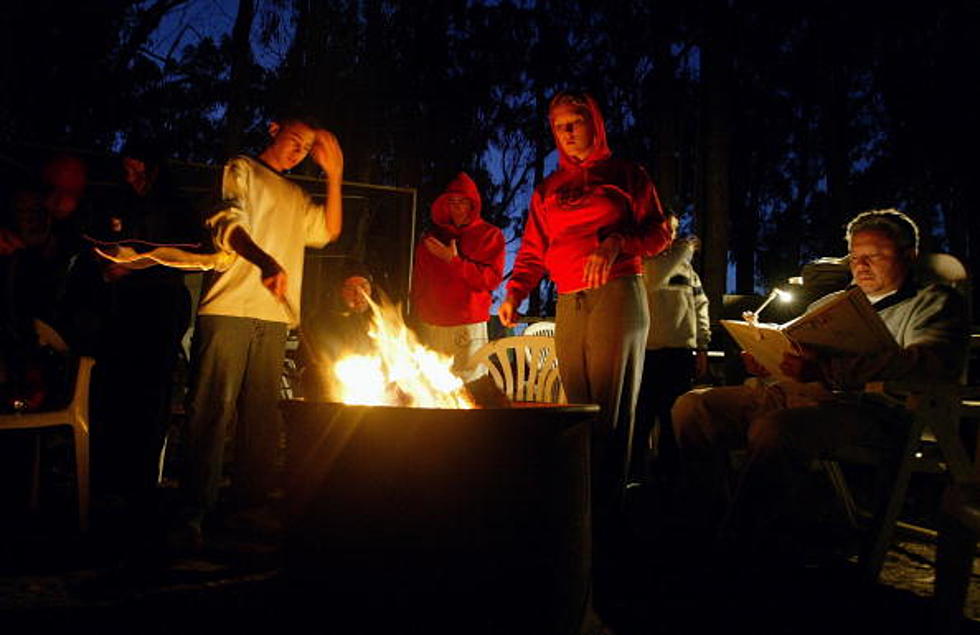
[312,130,344,178]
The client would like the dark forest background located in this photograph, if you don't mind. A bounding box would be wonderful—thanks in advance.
[2,0,978,318]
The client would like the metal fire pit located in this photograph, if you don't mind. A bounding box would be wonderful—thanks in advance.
[281,400,598,635]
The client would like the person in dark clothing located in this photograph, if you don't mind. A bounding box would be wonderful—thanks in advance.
[89,145,197,543]
[0,154,88,525]
[0,153,89,411]
[632,215,710,485]
[298,263,376,402]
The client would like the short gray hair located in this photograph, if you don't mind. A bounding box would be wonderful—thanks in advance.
[845,208,919,254]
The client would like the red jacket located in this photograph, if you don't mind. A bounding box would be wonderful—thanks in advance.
[507,95,671,303]
[411,172,505,326]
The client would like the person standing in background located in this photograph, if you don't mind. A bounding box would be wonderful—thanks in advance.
[633,213,709,486]
[89,143,198,551]
[411,172,504,381]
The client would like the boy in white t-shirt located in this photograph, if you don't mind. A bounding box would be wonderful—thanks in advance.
[175,115,343,549]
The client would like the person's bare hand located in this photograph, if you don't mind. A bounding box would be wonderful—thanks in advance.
[694,349,709,379]
[311,130,344,179]
[261,263,288,301]
[0,227,25,255]
[740,350,769,377]
[103,263,132,282]
[779,346,822,382]
[498,294,519,327]
[423,236,457,263]
[583,234,622,288]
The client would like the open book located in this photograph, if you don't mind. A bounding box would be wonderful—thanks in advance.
[720,287,898,381]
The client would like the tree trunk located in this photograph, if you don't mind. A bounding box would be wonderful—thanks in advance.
[652,40,680,212]
[223,0,255,159]
[700,5,733,321]
[731,134,756,294]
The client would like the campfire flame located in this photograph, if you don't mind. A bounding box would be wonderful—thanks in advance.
[330,293,475,409]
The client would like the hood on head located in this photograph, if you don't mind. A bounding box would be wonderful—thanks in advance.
[431,171,482,227]
[550,93,612,170]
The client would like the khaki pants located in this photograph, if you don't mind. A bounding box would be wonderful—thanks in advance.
[416,320,489,383]
[671,381,897,458]
[671,380,907,535]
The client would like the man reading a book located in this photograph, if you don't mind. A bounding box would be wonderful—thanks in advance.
[671,209,969,552]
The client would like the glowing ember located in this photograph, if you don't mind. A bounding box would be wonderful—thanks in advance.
[328,293,475,409]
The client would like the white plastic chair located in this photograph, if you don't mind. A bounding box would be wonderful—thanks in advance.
[0,356,95,531]
[523,321,556,338]
[466,336,566,404]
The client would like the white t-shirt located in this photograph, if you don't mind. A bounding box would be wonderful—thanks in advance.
[198,155,332,326]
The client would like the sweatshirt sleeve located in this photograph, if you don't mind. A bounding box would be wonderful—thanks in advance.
[206,157,252,253]
[692,269,711,349]
[454,224,505,293]
[303,194,331,248]
[820,285,969,389]
[644,239,695,289]
[506,191,549,304]
[616,165,671,259]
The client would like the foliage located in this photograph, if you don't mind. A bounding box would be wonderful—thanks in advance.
[3,0,977,310]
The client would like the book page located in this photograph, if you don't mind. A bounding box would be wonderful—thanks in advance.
[780,287,897,355]
[720,319,796,381]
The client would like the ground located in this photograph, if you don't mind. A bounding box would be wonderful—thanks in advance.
[2,435,980,634]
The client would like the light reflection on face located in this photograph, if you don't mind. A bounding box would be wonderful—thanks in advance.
[266,122,316,171]
[122,157,149,195]
[446,195,473,227]
[848,229,912,296]
[550,104,596,162]
[340,275,372,313]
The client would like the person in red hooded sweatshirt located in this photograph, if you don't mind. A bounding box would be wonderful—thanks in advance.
[411,172,505,381]
[499,92,672,519]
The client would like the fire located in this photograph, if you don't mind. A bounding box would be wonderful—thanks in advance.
[329,293,475,409]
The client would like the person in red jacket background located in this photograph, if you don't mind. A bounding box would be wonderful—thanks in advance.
[411,172,504,381]
[499,92,671,514]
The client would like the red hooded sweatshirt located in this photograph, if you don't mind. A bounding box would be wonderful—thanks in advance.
[411,172,505,326]
[507,95,671,304]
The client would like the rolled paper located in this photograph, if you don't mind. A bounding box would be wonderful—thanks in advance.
[95,245,237,272]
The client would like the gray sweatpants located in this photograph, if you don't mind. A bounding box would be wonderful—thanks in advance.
[555,275,650,505]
